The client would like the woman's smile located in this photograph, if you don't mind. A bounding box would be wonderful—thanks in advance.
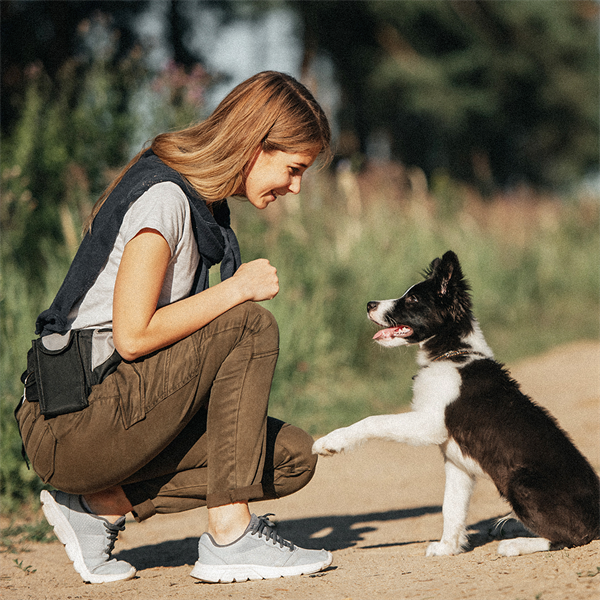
[243,149,318,209]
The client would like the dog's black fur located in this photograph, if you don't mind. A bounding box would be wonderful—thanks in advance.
[314,251,599,555]
[447,358,599,548]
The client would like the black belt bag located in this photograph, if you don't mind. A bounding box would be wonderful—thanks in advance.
[22,329,121,418]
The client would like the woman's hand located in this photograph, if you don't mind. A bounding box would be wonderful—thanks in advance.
[231,259,279,302]
[113,229,279,361]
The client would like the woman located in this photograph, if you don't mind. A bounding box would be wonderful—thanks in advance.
[16,71,333,584]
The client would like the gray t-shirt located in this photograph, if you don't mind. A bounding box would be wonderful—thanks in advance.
[69,181,200,332]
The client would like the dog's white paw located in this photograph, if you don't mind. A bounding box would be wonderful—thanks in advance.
[425,541,463,557]
[497,539,521,557]
[312,430,352,456]
[497,537,551,556]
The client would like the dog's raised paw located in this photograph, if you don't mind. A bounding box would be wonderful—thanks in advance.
[311,438,339,456]
[312,432,348,456]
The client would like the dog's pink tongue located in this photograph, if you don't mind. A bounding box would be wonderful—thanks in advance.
[373,326,412,340]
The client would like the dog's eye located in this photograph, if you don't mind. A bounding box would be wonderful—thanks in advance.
[405,295,419,305]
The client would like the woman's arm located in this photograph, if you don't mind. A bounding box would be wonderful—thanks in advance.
[113,228,278,361]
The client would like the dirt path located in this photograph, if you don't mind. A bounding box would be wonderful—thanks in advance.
[2,341,599,600]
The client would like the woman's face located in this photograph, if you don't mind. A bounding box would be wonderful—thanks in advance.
[242,149,318,209]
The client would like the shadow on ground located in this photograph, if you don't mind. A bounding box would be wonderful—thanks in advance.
[276,506,442,551]
[113,508,527,571]
[114,506,443,570]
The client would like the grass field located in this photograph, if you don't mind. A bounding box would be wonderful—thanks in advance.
[1,166,598,512]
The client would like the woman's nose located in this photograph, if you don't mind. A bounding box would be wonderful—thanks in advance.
[288,176,302,194]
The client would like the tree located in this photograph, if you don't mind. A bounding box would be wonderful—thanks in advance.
[1,0,207,135]
[294,0,599,191]
[1,5,210,281]
[1,2,143,130]
[295,0,381,158]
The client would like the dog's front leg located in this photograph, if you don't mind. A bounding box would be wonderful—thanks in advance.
[426,460,475,556]
[312,412,447,456]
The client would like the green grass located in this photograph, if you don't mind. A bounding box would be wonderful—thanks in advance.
[0,239,72,514]
[232,179,599,435]
[1,173,598,513]
[577,566,600,578]
[1,519,55,554]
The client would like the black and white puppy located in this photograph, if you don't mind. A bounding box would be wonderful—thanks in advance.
[312,251,599,556]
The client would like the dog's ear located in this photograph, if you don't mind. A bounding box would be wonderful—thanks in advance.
[436,252,472,318]
[427,252,458,295]
[438,251,461,296]
[425,257,442,280]
[426,251,467,297]
[424,252,471,318]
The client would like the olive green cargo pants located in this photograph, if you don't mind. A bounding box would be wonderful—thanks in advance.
[16,302,316,521]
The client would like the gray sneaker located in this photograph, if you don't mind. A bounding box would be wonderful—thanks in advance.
[40,489,136,583]
[190,513,333,583]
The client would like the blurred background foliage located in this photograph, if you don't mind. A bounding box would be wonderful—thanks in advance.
[3,1,598,192]
[300,0,599,190]
[1,0,599,512]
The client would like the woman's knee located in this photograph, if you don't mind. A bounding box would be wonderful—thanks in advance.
[278,422,317,467]
[267,420,318,498]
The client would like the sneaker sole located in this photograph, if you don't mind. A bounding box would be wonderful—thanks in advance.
[190,552,333,583]
[40,490,136,584]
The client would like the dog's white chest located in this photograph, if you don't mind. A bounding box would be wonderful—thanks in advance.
[412,362,462,412]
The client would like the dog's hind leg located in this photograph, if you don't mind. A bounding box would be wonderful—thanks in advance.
[426,461,475,556]
[497,537,551,556]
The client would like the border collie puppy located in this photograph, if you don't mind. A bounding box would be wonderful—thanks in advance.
[313,251,599,556]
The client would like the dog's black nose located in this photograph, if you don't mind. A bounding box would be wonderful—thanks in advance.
[367,301,378,312]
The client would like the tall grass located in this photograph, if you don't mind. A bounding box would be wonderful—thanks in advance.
[0,53,212,513]
[4,48,598,515]
[231,169,599,434]
[0,243,72,512]
[1,168,598,513]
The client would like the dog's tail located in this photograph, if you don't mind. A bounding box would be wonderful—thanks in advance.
[490,513,525,538]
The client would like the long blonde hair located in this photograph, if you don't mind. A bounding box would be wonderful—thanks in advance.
[86,71,331,231]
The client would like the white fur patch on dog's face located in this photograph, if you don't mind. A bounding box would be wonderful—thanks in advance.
[368,299,413,346]
[367,299,395,326]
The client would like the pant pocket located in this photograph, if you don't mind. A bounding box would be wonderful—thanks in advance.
[30,424,57,483]
[17,400,56,482]
[113,362,147,429]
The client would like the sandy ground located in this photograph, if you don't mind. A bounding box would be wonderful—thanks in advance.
[2,340,599,600]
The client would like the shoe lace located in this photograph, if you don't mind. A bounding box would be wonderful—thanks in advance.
[251,514,294,551]
[103,520,126,556]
